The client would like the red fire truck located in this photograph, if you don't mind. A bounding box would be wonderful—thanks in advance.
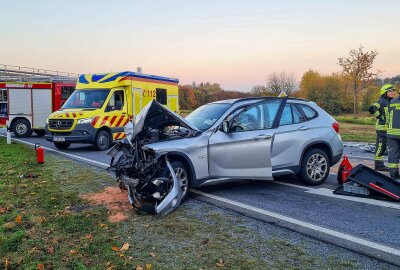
[0,80,76,137]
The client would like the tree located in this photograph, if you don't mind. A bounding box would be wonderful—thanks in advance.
[265,72,298,96]
[338,46,380,114]
[251,72,298,97]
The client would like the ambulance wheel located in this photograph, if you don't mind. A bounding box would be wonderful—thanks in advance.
[12,119,33,138]
[94,130,111,151]
[298,148,330,186]
[54,142,70,150]
[34,130,46,137]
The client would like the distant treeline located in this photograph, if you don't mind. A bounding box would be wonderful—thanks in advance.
[178,74,400,115]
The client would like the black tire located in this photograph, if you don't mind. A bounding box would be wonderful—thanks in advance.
[163,160,190,199]
[94,130,111,151]
[298,148,330,186]
[54,142,70,150]
[34,130,46,137]
[12,119,33,138]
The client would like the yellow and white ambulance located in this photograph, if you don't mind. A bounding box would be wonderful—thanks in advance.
[45,71,179,150]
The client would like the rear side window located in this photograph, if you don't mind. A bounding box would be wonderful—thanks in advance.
[279,104,293,125]
[299,104,318,120]
[156,88,167,105]
[292,104,305,124]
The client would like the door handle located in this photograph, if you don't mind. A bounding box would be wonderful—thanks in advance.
[298,126,309,131]
[253,134,272,140]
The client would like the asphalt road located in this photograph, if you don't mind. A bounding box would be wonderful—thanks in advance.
[2,129,400,266]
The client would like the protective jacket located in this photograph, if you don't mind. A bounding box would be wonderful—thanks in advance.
[369,97,391,131]
[387,97,400,138]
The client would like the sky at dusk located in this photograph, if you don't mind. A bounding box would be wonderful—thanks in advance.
[1,0,399,91]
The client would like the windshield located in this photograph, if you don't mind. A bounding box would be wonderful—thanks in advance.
[62,89,110,109]
[186,103,231,131]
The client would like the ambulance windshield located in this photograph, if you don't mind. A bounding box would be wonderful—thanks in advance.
[62,89,110,109]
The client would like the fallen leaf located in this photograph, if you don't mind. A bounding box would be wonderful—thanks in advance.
[85,234,93,240]
[47,247,54,254]
[136,266,144,270]
[37,263,44,270]
[111,246,120,252]
[15,215,22,224]
[119,253,125,258]
[144,224,150,228]
[216,259,224,268]
[106,267,113,270]
[0,207,7,214]
[149,252,157,258]
[120,243,130,251]
[3,222,15,229]
[145,264,152,270]
[69,250,78,255]
[5,258,10,270]
[100,223,108,228]
[106,261,112,267]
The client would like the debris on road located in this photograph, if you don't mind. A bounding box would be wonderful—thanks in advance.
[334,156,400,201]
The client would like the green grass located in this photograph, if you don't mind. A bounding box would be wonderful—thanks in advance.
[0,138,360,269]
[334,114,376,126]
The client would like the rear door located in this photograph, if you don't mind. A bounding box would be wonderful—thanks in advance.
[208,98,286,179]
[32,88,52,128]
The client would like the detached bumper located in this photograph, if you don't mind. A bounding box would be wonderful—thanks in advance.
[45,123,97,144]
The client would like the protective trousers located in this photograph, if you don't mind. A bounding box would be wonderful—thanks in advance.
[387,137,400,177]
[374,130,387,168]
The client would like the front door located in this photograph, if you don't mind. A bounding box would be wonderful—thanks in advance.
[208,98,286,179]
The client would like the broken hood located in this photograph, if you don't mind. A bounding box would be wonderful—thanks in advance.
[130,100,200,141]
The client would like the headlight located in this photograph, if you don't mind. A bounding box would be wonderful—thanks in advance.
[77,117,94,124]
[45,118,49,124]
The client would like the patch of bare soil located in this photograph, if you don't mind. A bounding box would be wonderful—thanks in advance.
[82,187,132,222]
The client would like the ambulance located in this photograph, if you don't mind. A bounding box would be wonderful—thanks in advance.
[0,80,76,137]
[45,71,179,150]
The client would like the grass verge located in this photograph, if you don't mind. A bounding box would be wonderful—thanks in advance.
[0,138,360,269]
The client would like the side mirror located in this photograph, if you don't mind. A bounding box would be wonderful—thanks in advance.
[220,120,230,133]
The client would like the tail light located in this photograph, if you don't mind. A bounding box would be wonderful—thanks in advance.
[332,121,339,133]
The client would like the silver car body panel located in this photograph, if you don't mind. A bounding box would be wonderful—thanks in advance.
[147,98,343,185]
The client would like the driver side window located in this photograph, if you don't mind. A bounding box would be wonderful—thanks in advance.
[232,106,262,132]
[107,90,124,111]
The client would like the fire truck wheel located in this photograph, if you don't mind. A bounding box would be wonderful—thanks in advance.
[12,119,33,138]
[34,130,46,137]
[54,142,70,150]
[94,130,111,151]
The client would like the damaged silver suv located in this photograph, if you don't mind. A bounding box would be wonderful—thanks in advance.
[108,97,343,215]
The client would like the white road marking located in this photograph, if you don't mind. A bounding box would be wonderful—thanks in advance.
[191,189,400,257]
[0,135,109,168]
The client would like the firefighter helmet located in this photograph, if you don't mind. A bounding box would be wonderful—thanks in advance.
[380,84,395,95]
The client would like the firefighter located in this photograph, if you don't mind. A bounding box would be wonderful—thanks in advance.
[385,85,400,179]
[369,84,395,171]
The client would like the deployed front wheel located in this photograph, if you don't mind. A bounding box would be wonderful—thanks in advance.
[54,142,70,150]
[163,160,190,199]
[298,148,330,185]
[94,130,111,151]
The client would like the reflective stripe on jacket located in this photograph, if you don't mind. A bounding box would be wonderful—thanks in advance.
[387,97,400,138]
[369,97,390,131]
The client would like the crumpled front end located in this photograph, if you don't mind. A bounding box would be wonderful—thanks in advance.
[107,100,200,216]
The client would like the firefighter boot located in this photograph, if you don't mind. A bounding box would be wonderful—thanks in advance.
[375,160,389,172]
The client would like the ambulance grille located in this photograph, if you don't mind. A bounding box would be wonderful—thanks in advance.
[49,119,74,130]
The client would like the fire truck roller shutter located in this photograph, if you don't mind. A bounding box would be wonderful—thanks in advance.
[9,88,32,115]
[32,89,52,129]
